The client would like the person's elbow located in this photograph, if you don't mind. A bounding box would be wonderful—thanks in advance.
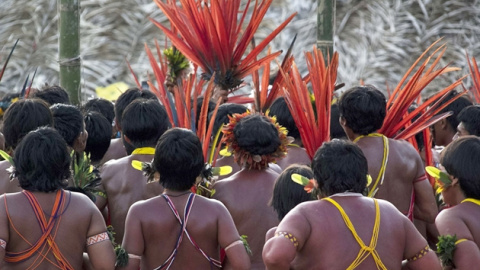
[263,249,290,270]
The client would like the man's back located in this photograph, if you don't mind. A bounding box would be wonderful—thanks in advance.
[213,167,279,269]
[275,146,311,170]
[267,196,437,270]
[0,191,114,269]
[356,136,437,222]
[97,153,163,243]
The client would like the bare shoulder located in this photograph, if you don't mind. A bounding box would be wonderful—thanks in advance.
[99,155,130,182]
[69,191,101,211]
[435,207,460,226]
[390,138,420,157]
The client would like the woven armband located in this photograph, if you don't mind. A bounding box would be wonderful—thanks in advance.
[0,239,6,249]
[407,245,429,262]
[86,232,110,247]
[275,231,299,247]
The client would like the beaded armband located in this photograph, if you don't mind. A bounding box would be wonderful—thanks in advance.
[0,239,6,249]
[86,232,110,247]
[275,231,299,247]
[407,245,429,262]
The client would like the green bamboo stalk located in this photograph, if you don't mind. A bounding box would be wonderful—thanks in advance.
[58,0,81,104]
[317,0,335,61]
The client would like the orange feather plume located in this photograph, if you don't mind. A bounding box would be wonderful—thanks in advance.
[281,47,338,159]
[466,53,480,103]
[378,39,467,139]
[151,0,296,91]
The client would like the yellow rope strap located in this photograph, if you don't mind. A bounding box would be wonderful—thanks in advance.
[461,198,480,206]
[323,197,387,270]
[353,133,389,197]
[131,147,155,155]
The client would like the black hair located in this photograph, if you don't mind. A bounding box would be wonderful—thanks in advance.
[121,99,170,149]
[82,98,115,124]
[312,139,368,196]
[84,111,112,163]
[209,103,248,138]
[50,104,84,147]
[330,103,347,139]
[234,114,281,155]
[14,127,70,192]
[31,85,70,105]
[269,97,299,139]
[3,99,53,150]
[271,165,315,220]
[441,136,480,200]
[457,105,480,136]
[435,90,473,132]
[154,128,204,191]
[114,88,157,130]
[338,85,386,135]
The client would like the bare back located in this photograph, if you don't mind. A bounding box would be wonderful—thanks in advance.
[0,191,113,269]
[125,195,230,269]
[213,167,280,269]
[275,146,311,170]
[100,138,127,165]
[97,153,163,243]
[215,155,242,181]
[264,196,437,270]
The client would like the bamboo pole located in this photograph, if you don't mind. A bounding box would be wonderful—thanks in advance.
[58,0,81,104]
[317,0,335,61]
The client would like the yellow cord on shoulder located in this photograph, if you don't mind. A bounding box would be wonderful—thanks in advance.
[353,133,389,197]
[461,198,480,206]
[323,197,387,270]
[132,147,155,155]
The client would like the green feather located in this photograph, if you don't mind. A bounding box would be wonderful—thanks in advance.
[0,150,13,165]
[291,173,311,186]
[437,234,457,267]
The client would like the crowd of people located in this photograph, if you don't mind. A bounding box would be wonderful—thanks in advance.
[0,82,478,270]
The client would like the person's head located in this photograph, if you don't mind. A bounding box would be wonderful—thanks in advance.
[3,99,53,151]
[30,85,70,105]
[270,165,315,220]
[330,103,347,139]
[431,91,473,146]
[208,103,248,140]
[121,99,170,154]
[84,111,112,163]
[456,105,480,137]
[153,128,204,191]
[338,85,386,137]
[82,98,115,124]
[223,113,285,170]
[312,139,368,197]
[14,127,70,192]
[269,97,299,140]
[51,104,87,152]
[114,88,157,131]
[441,136,480,200]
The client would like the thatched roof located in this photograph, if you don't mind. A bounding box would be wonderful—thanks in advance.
[0,0,479,99]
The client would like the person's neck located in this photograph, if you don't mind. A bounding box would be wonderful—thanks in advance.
[163,189,192,197]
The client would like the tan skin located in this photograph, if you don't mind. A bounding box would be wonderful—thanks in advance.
[213,166,280,269]
[100,138,127,165]
[0,190,115,270]
[95,140,163,244]
[342,120,438,223]
[263,195,441,270]
[431,119,456,147]
[436,177,480,269]
[118,189,250,270]
[275,144,311,170]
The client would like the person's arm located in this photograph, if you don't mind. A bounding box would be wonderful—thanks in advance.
[116,203,144,270]
[262,207,310,270]
[436,210,480,269]
[403,215,441,270]
[95,166,109,211]
[0,195,8,268]
[412,151,438,223]
[85,200,116,270]
[216,201,250,270]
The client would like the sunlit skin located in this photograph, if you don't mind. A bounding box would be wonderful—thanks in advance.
[456,122,470,138]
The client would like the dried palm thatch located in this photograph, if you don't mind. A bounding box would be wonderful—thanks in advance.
[1,0,479,99]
